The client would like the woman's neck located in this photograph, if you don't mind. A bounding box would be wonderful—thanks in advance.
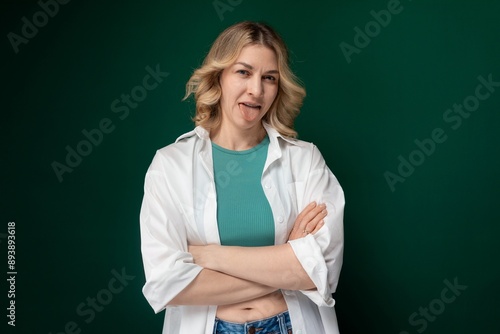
[210,123,267,151]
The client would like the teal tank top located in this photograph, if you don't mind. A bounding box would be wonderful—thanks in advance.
[212,136,275,247]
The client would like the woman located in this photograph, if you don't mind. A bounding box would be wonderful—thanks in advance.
[140,21,344,333]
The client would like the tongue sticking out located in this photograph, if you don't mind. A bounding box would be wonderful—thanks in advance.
[239,103,261,121]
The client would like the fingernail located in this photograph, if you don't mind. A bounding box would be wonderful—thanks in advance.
[310,202,317,207]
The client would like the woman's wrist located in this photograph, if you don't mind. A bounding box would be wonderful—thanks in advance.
[196,244,224,272]
[189,244,222,271]
[208,244,228,272]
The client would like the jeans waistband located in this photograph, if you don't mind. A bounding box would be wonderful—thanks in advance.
[213,310,292,334]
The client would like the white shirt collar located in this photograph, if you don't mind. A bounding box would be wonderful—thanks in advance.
[175,121,298,146]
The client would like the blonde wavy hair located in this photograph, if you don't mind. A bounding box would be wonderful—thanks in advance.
[183,21,306,138]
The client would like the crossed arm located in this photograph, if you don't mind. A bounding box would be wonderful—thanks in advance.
[169,202,327,306]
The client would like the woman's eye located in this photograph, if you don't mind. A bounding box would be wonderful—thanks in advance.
[237,69,249,76]
[264,75,276,81]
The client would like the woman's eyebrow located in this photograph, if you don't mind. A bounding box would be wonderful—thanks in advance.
[234,61,279,74]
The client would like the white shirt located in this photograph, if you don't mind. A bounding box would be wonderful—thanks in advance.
[140,122,345,334]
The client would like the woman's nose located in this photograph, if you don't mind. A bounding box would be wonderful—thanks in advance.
[247,76,263,96]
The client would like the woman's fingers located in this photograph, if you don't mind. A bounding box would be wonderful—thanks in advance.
[294,201,317,224]
[307,214,326,235]
[300,203,327,233]
[291,202,316,234]
[288,202,327,241]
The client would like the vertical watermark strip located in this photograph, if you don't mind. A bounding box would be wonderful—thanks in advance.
[6,221,16,327]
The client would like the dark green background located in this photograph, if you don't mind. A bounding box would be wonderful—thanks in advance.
[2,0,499,333]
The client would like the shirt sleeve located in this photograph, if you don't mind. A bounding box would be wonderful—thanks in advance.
[287,144,345,307]
[140,153,203,313]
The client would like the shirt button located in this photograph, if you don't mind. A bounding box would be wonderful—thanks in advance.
[296,330,302,334]
[277,216,284,223]
[265,183,271,189]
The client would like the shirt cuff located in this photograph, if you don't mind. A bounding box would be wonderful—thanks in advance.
[143,259,204,313]
[288,234,335,307]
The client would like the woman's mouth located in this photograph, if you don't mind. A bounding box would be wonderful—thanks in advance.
[239,102,262,121]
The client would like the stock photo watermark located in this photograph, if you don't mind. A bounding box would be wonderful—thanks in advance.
[399,277,467,334]
[6,222,17,327]
[384,73,499,192]
[7,0,71,54]
[213,0,243,21]
[339,0,407,64]
[51,64,169,183]
[48,267,135,334]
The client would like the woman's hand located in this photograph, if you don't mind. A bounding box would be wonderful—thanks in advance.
[189,202,327,268]
[188,244,216,269]
[288,202,327,241]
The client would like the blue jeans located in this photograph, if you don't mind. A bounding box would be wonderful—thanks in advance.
[213,310,292,334]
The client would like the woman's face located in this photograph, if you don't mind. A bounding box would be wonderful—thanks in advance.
[218,44,279,132]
